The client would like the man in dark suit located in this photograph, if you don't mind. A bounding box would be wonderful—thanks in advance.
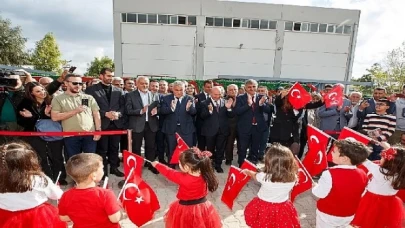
[200,86,234,172]
[194,80,213,150]
[156,80,170,164]
[160,81,196,168]
[85,68,125,178]
[235,79,272,167]
[125,76,160,174]
[225,84,239,165]
[257,86,274,160]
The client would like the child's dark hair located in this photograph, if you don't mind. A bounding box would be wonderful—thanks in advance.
[378,98,390,106]
[66,153,103,183]
[262,143,298,183]
[179,148,219,192]
[333,139,370,165]
[380,147,405,190]
[0,141,47,193]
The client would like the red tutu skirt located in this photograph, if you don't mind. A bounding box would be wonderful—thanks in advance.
[165,199,222,228]
[0,202,67,228]
[352,191,404,228]
[244,197,301,228]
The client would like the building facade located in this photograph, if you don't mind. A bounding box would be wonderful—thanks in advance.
[113,0,360,82]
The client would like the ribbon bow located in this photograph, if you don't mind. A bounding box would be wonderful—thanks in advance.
[381,148,397,161]
[195,150,212,159]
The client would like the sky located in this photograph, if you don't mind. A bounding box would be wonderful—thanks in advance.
[2,0,404,77]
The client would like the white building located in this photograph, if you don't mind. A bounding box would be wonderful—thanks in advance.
[113,0,360,83]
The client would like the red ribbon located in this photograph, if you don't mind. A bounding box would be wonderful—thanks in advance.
[0,130,127,137]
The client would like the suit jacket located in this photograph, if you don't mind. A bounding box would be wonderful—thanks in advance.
[356,98,396,128]
[317,98,351,131]
[234,93,272,134]
[200,98,235,137]
[270,95,300,142]
[85,83,125,129]
[125,90,159,133]
[160,94,197,134]
[195,92,209,130]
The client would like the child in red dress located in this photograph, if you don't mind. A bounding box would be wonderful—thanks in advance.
[312,139,369,228]
[242,143,301,228]
[352,144,405,228]
[58,153,122,227]
[151,148,222,228]
[0,142,66,228]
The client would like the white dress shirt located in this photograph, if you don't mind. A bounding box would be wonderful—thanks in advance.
[139,91,150,121]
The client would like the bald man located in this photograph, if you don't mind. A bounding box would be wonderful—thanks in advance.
[39,77,53,87]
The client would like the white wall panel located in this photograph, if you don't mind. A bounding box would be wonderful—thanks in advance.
[280,65,346,81]
[122,44,194,61]
[284,33,351,53]
[205,48,275,64]
[282,51,348,67]
[123,59,193,77]
[205,62,273,78]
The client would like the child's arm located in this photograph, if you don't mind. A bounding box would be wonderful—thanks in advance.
[152,162,186,185]
[59,215,71,222]
[312,170,332,199]
[108,211,122,223]
[104,190,122,223]
[242,169,257,181]
[36,175,63,200]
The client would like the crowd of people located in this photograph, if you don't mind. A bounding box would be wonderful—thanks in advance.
[0,67,405,227]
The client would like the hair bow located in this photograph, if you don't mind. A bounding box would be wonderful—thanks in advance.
[195,150,212,159]
[381,148,397,161]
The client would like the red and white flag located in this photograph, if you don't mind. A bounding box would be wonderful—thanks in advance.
[288,82,312,109]
[170,133,189,164]
[291,157,313,202]
[221,166,251,210]
[123,150,144,178]
[120,175,160,227]
[240,159,258,172]
[323,86,343,108]
[302,125,330,176]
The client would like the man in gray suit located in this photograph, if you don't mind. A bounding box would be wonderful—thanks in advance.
[126,76,160,174]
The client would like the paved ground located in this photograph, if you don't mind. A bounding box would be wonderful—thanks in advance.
[62,155,317,228]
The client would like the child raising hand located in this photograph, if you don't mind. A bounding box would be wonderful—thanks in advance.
[242,143,301,228]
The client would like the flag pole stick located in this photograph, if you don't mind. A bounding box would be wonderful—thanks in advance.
[117,167,135,201]
[294,155,316,185]
[103,177,109,189]
[55,171,62,184]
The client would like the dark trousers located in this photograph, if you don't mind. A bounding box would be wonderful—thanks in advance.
[205,131,227,168]
[156,129,167,161]
[132,123,156,162]
[369,144,383,161]
[27,137,66,182]
[196,125,206,151]
[64,136,96,157]
[225,125,238,161]
[238,126,261,166]
[259,126,270,160]
[298,124,307,159]
[166,126,193,161]
[97,124,121,174]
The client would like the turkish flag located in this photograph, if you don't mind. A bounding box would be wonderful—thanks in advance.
[307,84,317,92]
[123,150,144,178]
[221,166,250,210]
[323,86,343,108]
[120,175,160,227]
[240,159,258,172]
[291,158,313,202]
[170,133,190,164]
[302,125,330,176]
[288,82,312,109]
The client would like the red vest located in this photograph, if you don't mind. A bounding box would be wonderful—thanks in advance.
[317,168,368,217]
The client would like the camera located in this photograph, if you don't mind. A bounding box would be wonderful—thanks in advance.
[0,69,24,87]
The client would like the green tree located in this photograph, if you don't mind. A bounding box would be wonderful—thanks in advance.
[86,56,114,76]
[0,15,30,65]
[31,33,62,72]
[385,41,405,91]
[351,74,373,96]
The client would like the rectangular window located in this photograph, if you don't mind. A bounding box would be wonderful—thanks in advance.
[269,21,277,29]
[121,13,127,22]
[170,15,178,24]
[188,16,197,25]
[301,22,309,32]
[310,23,319,32]
[242,19,249,28]
[327,24,335,33]
[214,17,224,27]
[127,13,137,23]
[206,17,214,26]
[178,16,186,25]
[148,14,157,24]
[285,21,293,31]
[335,25,343,34]
[224,18,232,27]
[138,14,147,23]
[158,15,168,24]
[319,23,327,33]
[293,22,301,31]
[250,19,259,29]
[260,20,269,29]
[344,25,352,34]
[233,19,241,28]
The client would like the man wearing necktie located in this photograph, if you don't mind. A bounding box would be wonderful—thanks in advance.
[195,80,213,150]
[257,86,274,161]
[200,87,234,173]
[234,79,272,167]
[160,81,196,168]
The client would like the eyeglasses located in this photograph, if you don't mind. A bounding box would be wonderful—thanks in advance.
[67,81,83,86]
[376,103,387,106]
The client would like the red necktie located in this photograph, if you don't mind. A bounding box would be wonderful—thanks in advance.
[252,96,256,124]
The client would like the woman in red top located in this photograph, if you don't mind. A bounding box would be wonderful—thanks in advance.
[152,148,222,228]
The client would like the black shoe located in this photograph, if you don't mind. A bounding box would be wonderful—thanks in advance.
[144,162,151,168]
[159,159,168,165]
[149,166,159,175]
[215,167,224,173]
[225,160,232,166]
[58,179,68,186]
[169,164,176,169]
[118,180,125,189]
[110,168,124,177]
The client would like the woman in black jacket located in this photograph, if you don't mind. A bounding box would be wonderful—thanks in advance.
[16,82,67,185]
